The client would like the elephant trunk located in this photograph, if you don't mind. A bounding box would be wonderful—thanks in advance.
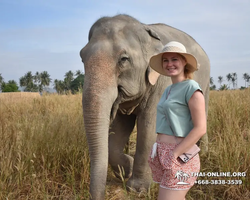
[82,68,118,199]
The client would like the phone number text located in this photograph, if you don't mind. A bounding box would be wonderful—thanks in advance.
[195,180,242,185]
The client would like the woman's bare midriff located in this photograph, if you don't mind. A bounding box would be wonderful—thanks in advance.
[156,133,185,144]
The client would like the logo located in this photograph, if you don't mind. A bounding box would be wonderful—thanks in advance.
[175,170,190,185]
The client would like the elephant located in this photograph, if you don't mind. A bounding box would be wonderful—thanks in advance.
[80,14,210,200]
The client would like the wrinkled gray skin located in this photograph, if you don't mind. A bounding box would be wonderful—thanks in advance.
[80,14,210,200]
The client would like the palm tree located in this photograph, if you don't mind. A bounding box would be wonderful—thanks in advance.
[75,70,83,76]
[218,76,223,87]
[54,79,65,94]
[34,71,41,85]
[226,73,232,89]
[20,71,35,91]
[40,71,51,92]
[232,72,237,89]
[231,76,236,89]
[64,70,74,91]
[25,71,34,86]
[19,76,26,88]
[243,73,250,88]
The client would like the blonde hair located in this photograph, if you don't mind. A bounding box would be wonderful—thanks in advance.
[184,65,194,79]
[179,54,194,79]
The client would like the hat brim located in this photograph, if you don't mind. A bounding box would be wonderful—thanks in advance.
[149,52,198,75]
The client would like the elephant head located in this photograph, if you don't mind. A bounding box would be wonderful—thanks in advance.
[80,15,164,199]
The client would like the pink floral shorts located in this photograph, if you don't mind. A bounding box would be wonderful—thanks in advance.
[148,142,200,190]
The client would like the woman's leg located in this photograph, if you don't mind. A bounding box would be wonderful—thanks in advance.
[157,187,189,200]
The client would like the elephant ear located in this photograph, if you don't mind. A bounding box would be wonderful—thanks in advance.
[144,25,161,41]
[144,25,162,85]
[148,68,161,85]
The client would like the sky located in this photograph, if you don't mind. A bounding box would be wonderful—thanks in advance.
[0,0,250,89]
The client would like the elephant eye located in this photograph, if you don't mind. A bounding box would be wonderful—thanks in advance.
[119,54,130,66]
[121,56,129,62]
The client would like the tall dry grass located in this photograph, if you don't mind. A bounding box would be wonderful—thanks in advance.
[0,93,89,199]
[0,92,41,101]
[0,90,249,199]
[186,89,250,200]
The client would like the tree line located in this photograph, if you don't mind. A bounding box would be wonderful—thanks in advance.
[0,70,84,94]
[1,71,249,93]
[210,72,250,90]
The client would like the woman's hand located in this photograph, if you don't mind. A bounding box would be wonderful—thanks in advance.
[173,151,179,160]
[170,151,182,167]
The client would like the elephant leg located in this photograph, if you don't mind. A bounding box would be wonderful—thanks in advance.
[127,110,156,192]
[108,112,136,179]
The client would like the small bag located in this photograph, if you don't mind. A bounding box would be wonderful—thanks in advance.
[165,86,200,163]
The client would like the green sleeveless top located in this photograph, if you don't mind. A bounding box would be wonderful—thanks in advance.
[156,79,202,137]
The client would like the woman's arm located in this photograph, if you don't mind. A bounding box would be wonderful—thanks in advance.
[173,90,207,159]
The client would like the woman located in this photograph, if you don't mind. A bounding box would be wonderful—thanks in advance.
[148,41,207,200]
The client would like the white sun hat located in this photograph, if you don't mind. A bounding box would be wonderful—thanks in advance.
[149,41,198,75]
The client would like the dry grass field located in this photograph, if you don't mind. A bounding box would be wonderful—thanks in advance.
[0,90,249,200]
[0,92,40,101]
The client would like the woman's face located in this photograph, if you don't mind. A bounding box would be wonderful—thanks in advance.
[162,53,187,78]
